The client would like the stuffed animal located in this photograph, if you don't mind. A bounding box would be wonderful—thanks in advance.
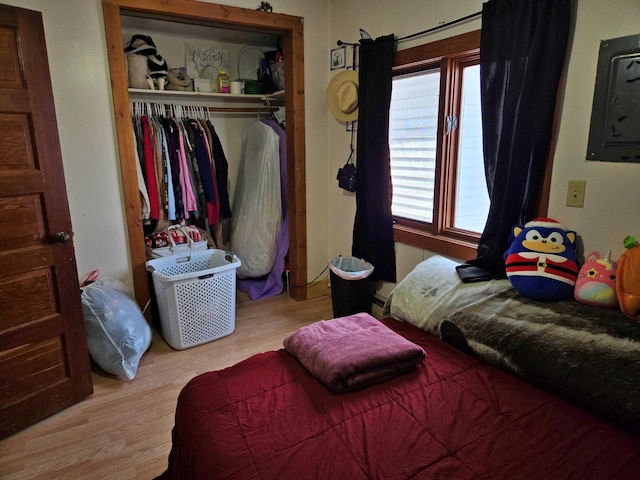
[124,34,168,90]
[504,218,579,301]
[616,235,640,320]
[165,67,193,92]
[574,251,618,308]
[126,53,149,89]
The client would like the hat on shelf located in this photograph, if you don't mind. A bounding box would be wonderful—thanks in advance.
[326,70,359,122]
[124,34,158,56]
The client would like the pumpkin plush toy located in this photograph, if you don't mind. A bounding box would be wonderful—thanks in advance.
[504,218,579,301]
[616,235,640,320]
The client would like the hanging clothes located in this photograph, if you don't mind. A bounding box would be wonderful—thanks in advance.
[159,116,184,220]
[138,115,159,234]
[231,120,282,279]
[206,120,232,220]
[130,103,232,248]
[188,119,219,222]
[173,117,198,219]
[238,118,288,299]
[133,125,151,223]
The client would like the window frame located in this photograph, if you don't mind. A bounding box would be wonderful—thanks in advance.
[391,30,552,260]
[439,55,482,240]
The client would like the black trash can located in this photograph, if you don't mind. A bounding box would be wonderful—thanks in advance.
[329,256,375,318]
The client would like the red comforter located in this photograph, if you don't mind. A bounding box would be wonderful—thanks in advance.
[159,319,640,479]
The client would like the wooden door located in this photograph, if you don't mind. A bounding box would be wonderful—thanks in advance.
[0,4,93,439]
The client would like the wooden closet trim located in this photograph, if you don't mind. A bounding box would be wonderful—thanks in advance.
[102,0,308,313]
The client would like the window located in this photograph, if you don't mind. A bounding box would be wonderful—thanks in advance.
[453,64,489,232]
[390,31,485,259]
[390,70,440,224]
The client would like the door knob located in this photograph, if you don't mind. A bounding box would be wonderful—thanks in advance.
[55,231,71,243]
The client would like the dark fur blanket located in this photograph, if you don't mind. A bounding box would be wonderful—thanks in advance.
[384,255,640,433]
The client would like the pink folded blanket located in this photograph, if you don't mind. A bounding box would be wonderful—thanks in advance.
[283,313,426,393]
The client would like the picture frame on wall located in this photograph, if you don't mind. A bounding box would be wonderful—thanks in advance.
[186,43,228,81]
[331,46,346,70]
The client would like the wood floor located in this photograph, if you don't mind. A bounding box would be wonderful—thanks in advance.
[0,291,334,480]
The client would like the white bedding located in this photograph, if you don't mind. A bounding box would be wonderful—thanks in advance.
[382,255,512,334]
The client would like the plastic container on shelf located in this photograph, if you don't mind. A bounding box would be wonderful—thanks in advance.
[244,80,263,94]
[217,69,230,93]
[146,250,241,350]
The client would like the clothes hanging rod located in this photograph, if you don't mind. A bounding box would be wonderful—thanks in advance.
[131,103,278,114]
[206,106,279,113]
[336,10,481,47]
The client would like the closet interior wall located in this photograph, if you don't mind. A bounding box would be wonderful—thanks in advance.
[102,0,307,315]
[123,20,280,198]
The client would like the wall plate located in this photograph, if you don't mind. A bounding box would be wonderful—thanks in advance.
[566,180,586,208]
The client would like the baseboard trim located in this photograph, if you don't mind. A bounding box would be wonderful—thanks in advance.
[306,278,330,299]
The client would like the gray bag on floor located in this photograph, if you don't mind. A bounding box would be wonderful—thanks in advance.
[80,278,152,381]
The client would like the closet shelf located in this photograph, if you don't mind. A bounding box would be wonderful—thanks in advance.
[128,88,285,104]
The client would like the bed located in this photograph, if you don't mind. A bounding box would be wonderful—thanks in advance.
[158,256,640,479]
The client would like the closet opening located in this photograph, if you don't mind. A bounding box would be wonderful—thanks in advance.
[102,0,307,319]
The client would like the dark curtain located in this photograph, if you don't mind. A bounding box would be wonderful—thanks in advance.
[456,0,570,282]
[352,33,396,282]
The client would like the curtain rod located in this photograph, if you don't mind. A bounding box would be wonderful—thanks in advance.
[397,11,481,43]
[336,10,481,47]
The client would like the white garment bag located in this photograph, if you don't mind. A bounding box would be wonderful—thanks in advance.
[231,121,282,279]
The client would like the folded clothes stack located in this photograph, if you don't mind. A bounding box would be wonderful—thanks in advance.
[284,312,426,393]
[144,231,170,249]
[145,225,209,259]
[181,225,202,243]
[169,227,188,245]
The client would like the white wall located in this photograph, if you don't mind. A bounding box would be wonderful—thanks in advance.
[9,0,639,298]
[549,0,640,262]
[4,0,133,286]
[329,0,640,299]
[5,0,331,292]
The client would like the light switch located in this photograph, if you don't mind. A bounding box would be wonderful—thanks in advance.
[566,180,586,208]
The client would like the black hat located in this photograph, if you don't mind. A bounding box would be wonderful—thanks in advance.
[124,34,157,56]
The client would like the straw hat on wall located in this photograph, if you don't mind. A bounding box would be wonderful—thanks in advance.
[326,70,359,122]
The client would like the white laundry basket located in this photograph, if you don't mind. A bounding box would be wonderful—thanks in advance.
[147,250,241,350]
